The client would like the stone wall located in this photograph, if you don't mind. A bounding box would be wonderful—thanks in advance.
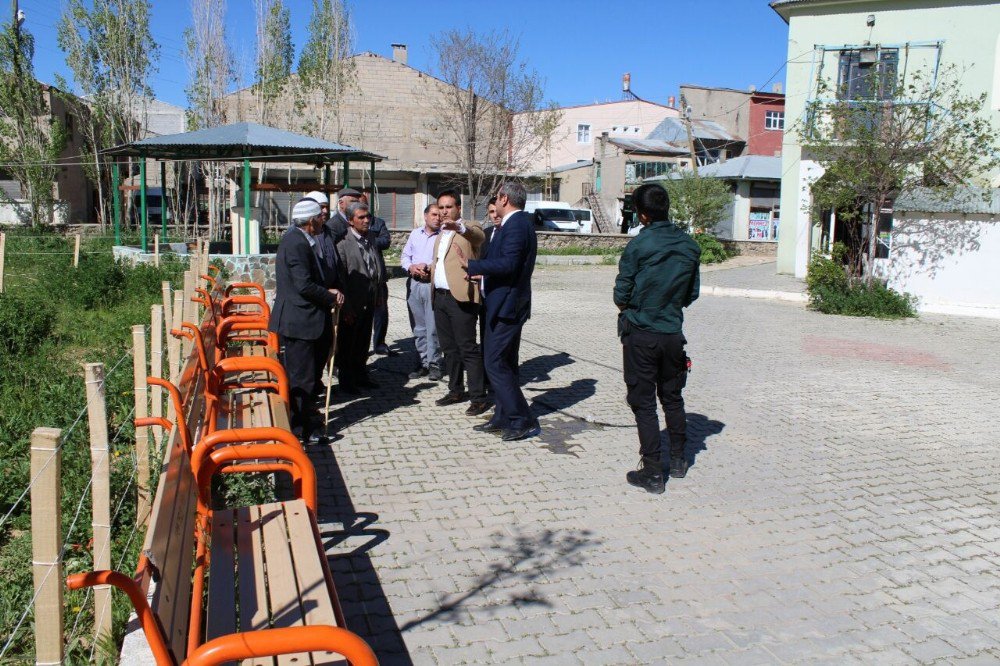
[723,240,777,257]
[388,229,633,252]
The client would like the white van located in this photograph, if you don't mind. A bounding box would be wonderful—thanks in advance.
[524,200,583,233]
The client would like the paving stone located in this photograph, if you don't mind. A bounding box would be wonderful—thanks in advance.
[311,267,1000,664]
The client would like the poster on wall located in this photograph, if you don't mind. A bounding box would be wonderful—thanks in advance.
[749,210,771,240]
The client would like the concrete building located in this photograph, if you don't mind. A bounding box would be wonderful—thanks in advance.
[772,0,1000,316]
[680,83,785,157]
[224,45,509,228]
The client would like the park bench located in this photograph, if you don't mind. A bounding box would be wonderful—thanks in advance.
[66,277,376,665]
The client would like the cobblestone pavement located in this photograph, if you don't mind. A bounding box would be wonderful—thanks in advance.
[700,260,807,293]
[312,265,1000,665]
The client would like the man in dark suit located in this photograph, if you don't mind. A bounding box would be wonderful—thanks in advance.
[304,190,341,395]
[460,181,540,441]
[360,191,393,356]
[326,186,361,242]
[335,201,384,393]
[269,198,344,442]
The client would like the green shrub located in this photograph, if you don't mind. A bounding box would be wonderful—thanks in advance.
[0,293,57,360]
[72,253,128,309]
[693,233,737,264]
[806,245,916,318]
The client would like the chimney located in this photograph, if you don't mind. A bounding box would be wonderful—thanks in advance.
[667,95,676,108]
[772,82,783,94]
[391,43,408,65]
[623,72,631,93]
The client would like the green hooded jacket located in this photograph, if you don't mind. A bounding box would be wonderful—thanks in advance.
[613,220,700,337]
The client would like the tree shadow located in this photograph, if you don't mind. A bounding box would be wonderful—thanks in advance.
[308,444,413,665]
[886,212,987,281]
[400,527,601,632]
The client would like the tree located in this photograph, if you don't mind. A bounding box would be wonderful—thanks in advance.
[296,0,355,141]
[185,0,234,239]
[429,29,560,213]
[662,171,732,233]
[0,18,68,226]
[804,65,999,281]
[253,0,293,126]
[57,0,159,229]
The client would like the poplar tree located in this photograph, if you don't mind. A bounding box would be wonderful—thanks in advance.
[296,0,355,141]
[0,17,67,226]
[253,0,293,126]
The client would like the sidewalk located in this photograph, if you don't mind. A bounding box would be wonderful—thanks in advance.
[700,259,808,302]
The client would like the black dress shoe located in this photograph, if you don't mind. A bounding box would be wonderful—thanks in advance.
[465,401,491,417]
[374,344,391,356]
[435,392,468,406]
[301,432,328,445]
[669,457,689,479]
[472,421,503,434]
[428,365,443,381]
[501,424,541,441]
[409,366,429,379]
[340,384,361,395]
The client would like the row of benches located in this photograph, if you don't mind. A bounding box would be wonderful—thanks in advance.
[67,271,378,665]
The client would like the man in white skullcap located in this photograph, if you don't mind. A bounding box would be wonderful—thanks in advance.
[269,197,344,443]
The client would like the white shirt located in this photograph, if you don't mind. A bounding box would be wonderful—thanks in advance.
[433,218,466,290]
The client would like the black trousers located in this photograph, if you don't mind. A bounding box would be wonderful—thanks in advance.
[336,307,375,389]
[313,318,334,389]
[372,282,389,348]
[433,289,485,400]
[484,315,530,430]
[279,328,328,438]
[622,328,688,463]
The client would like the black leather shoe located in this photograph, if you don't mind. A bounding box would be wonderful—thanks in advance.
[436,392,468,406]
[627,459,665,494]
[669,457,689,479]
[465,401,491,417]
[428,365,443,381]
[472,421,503,434]
[409,366,429,379]
[301,432,328,446]
[374,344,391,356]
[501,424,541,441]
[340,384,361,396]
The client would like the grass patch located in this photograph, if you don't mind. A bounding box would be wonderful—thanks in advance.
[537,245,623,256]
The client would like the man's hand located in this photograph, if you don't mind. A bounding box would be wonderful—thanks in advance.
[409,263,428,278]
[328,288,345,306]
[441,220,461,232]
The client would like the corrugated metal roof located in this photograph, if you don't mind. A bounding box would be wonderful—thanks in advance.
[894,186,1000,215]
[646,117,742,144]
[106,122,384,163]
[648,155,783,182]
[607,138,690,155]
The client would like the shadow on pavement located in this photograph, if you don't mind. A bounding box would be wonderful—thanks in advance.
[309,444,413,666]
[520,351,575,384]
[400,527,601,632]
[683,412,725,469]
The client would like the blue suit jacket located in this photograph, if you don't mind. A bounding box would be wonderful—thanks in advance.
[467,210,537,324]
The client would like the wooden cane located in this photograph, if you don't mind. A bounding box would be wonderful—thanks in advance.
[323,304,341,438]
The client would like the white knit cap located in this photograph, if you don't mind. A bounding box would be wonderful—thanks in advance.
[292,198,322,221]
[303,190,329,206]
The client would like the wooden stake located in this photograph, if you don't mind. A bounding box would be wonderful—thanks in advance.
[182,269,195,358]
[170,289,183,386]
[0,231,6,293]
[132,325,150,526]
[161,281,172,338]
[150,305,164,450]
[153,234,160,267]
[30,427,63,666]
[73,233,81,268]
[83,364,113,644]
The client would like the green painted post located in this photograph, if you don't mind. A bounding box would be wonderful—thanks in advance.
[324,165,330,188]
[243,158,251,255]
[140,160,148,252]
[342,160,349,187]
[112,163,121,246]
[159,161,167,243]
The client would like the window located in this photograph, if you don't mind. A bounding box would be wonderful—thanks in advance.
[577,123,591,143]
[837,48,898,101]
[764,110,784,130]
[627,161,674,182]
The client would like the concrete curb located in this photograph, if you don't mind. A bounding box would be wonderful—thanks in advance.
[701,285,808,303]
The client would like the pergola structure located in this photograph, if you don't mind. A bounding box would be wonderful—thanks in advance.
[105,122,384,253]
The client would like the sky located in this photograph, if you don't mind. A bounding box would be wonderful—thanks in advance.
[18,0,791,110]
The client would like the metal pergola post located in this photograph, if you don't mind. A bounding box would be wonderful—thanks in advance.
[140,159,148,252]
[342,160,350,187]
[243,158,251,255]
[112,163,121,246]
[160,161,167,244]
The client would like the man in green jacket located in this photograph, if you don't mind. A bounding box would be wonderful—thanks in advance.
[613,183,701,494]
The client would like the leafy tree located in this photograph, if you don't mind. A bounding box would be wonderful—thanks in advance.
[253,0,293,126]
[0,19,68,226]
[804,65,999,282]
[662,171,732,233]
[429,29,560,214]
[57,0,159,229]
[296,0,355,141]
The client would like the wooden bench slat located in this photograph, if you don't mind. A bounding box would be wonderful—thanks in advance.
[206,510,237,641]
[258,502,311,666]
[283,500,347,666]
[236,505,274,666]
[269,393,291,434]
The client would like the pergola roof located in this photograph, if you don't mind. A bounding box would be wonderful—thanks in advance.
[106,121,384,164]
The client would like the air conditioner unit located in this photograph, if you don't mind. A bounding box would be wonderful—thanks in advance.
[860,48,879,64]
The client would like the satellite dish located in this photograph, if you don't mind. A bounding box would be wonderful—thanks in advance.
[16,9,25,26]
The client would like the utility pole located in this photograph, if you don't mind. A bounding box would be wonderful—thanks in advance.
[680,94,700,178]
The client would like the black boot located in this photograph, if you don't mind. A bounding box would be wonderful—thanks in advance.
[669,456,689,479]
[626,457,665,494]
